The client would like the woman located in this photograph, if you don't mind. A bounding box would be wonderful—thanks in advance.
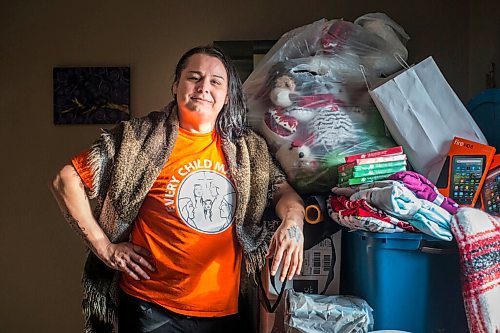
[50,45,305,333]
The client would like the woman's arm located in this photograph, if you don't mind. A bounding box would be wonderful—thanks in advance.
[268,181,305,282]
[49,164,155,280]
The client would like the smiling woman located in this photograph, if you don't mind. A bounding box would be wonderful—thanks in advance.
[49,45,305,333]
[171,46,247,141]
[173,53,229,133]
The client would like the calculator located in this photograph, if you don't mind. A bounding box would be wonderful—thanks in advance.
[449,155,486,205]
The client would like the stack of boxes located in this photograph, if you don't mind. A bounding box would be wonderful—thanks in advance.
[436,136,497,208]
[337,146,407,187]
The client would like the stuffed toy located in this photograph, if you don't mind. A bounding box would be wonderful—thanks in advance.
[256,59,394,193]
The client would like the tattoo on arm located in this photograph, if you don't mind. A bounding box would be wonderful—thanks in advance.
[71,169,89,201]
[63,212,95,252]
[287,225,302,242]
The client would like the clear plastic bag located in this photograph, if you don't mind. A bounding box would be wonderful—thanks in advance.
[284,290,374,333]
[354,12,410,63]
[244,15,409,193]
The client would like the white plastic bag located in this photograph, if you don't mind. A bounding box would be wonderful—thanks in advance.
[369,56,488,183]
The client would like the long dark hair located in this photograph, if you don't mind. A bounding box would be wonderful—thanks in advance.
[172,45,247,140]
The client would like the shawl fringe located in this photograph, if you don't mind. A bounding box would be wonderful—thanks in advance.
[82,277,117,333]
[244,237,270,275]
[244,218,281,274]
[82,280,117,324]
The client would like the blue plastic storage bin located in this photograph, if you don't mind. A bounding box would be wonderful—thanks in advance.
[466,88,500,150]
[340,230,468,333]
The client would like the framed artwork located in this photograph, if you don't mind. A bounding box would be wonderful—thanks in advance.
[213,40,276,82]
[53,66,130,124]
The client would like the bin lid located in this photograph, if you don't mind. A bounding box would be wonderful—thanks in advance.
[348,230,456,252]
[369,331,412,333]
[353,230,436,241]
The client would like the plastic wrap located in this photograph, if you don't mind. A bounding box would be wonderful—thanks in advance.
[284,290,374,333]
[244,14,409,193]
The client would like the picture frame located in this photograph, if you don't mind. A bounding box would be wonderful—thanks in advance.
[53,66,130,125]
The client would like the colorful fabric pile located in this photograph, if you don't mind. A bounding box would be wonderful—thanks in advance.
[328,174,454,240]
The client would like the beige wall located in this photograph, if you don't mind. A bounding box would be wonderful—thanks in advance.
[0,0,497,331]
[468,0,500,97]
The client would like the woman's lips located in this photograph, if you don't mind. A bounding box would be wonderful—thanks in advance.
[191,96,213,103]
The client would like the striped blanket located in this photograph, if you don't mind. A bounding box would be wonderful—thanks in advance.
[451,207,500,333]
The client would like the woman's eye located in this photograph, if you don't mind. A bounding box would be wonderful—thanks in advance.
[188,76,200,81]
[212,80,222,86]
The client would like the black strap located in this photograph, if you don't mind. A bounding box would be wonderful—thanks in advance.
[257,259,287,313]
[319,235,336,295]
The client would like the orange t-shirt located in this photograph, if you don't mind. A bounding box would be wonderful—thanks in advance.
[72,127,242,317]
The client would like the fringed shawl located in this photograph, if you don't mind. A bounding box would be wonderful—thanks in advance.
[81,102,285,333]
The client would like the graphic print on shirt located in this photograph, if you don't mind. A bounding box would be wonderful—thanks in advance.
[171,168,236,234]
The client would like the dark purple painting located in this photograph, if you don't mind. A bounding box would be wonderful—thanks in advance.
[53,67,130,124]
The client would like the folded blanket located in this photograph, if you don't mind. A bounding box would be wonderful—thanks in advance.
[388,171,459,214]
[350,182,453,241]
[451,207,500,333]
[327,195,413,233]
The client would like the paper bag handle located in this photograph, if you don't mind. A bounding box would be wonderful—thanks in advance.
[360,53,411,91]
[394,53,410,70]
[360,65,372,90]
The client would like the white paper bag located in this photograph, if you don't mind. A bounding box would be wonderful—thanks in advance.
[369,56,487,183]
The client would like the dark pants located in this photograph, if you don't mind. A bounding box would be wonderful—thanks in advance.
[118,291,241,333]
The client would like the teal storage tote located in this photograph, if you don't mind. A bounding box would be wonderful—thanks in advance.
[340,230,468,333]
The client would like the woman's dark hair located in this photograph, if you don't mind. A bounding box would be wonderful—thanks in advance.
[172,45,247,140]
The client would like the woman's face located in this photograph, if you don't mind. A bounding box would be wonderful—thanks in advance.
[173,54,229,130]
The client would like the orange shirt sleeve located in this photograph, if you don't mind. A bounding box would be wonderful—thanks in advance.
[71,149,94,191]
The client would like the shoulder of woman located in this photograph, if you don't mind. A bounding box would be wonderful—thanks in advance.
[239,130,275,163]
[241,129,269,147]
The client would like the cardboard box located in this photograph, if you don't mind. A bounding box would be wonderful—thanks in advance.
[436,136,496,207]
[344,146,403,163]
[265,233,341,298]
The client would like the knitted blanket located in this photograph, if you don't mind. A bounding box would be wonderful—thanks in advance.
[451,207,500,333]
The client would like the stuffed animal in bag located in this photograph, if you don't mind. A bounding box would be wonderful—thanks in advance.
[257,59,391,192]
[245,15,408,193]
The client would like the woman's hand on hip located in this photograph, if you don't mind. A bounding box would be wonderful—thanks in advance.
[267,215,304,283]
[101,242,156,280]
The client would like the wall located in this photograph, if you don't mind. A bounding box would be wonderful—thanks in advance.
[0,0,493,332]
[468,0,500,98]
